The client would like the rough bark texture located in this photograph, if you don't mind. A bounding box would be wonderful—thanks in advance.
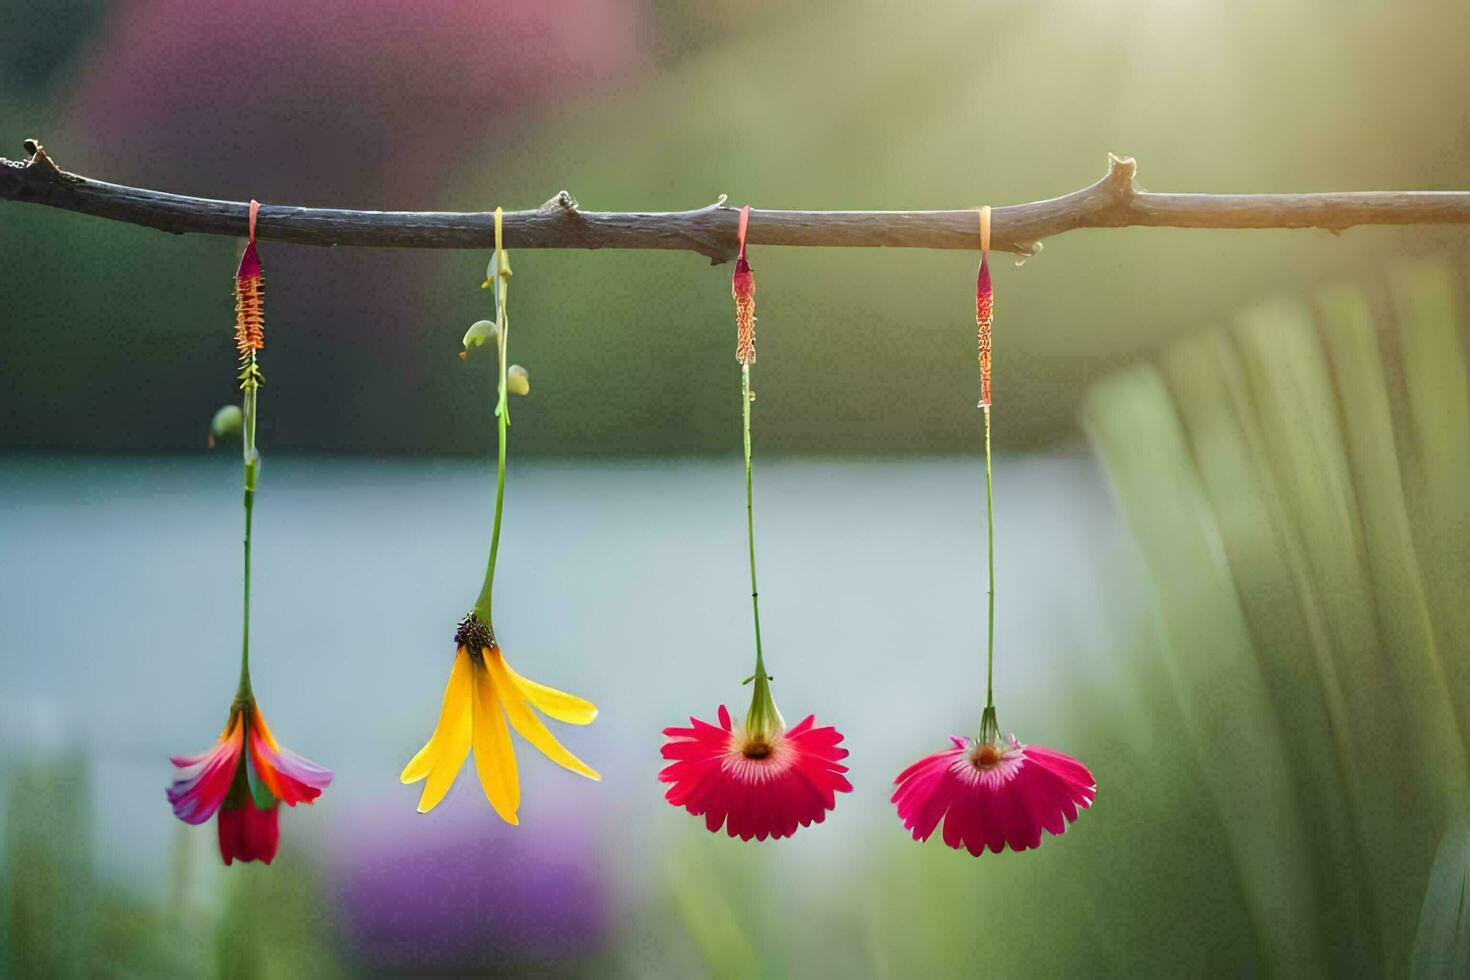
[5,141,1470,263]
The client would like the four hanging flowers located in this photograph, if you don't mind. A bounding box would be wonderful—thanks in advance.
[165,198,1095,863]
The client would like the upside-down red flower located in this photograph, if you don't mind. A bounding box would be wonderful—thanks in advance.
[661,205,851,839]
[168,699,333,864]
[660,704,850,841]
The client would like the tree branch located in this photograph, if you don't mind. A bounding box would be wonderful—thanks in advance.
[3,141,1469,264]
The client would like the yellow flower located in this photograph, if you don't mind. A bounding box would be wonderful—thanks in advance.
[400,615,599,823]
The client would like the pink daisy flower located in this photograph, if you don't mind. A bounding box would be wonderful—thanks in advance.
[893,714,1095,856]
[892,217,1096,855]
[660,704,851,841]
[169,700,333,865]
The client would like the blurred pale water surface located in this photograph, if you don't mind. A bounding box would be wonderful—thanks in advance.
[0,453,1141,944]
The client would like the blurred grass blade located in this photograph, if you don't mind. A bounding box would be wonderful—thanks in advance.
[1233,298,1461,965]
[1083,365,1326,975]
[1389,261,1470,748]
[3,752,95,977]
[1162,329,1379,970]
[212,850,345,979]
[662,845,759,979]
[1317,282,1464,781]
[1413,823,1470,979]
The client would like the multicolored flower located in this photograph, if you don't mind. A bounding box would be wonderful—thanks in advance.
[892,712,1094,856]
[168,699,333,865]
[400,614,599,824]
[660,702,850,841]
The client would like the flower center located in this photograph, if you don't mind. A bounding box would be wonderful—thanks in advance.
[454,612,495,654]
[742,740,772,760]
[973,744,1001,768]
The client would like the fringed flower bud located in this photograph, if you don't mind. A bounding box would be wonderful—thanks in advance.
[236,201,265,392]
[976,206,993,409]
[732,205,756,365]
[506,365,530,396]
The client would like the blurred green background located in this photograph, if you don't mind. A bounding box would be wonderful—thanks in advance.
[4,1,1470,977]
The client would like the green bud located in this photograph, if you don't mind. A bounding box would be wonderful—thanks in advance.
[208,404,243,448]
[743,672,784,742]
[506,365,530,396]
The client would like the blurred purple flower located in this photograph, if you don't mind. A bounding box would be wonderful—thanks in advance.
[327,788,612,970]
[74,0,645,198]
[67,1,646,455]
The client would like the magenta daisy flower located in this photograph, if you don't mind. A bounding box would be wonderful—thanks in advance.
[892,208,1095,855]
[660,704,850,841]
[893,719,1095,855]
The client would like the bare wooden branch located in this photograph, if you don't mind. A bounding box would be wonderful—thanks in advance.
[3,141,1469,264]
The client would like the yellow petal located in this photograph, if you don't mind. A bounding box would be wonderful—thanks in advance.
[415,698,472,814]
[401,648,473,787]
[473,662,521,825]
[503,661,599,725]
[488,651,601,781]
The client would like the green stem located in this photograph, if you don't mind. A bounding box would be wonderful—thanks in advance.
[743,364,765,677]
[236,377,259,702]
[983,404,996,710]
[473,273,510,620]
[742,364,780,736]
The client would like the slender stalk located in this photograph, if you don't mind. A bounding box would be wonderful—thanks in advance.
[742,362,779,735]
[237,488,254,700]
[235,376,259,702]
[743,364,765,677]
[473,256,510,620]
[983,405,995,709]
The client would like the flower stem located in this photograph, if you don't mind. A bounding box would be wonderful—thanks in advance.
[743,365,765,673]
[983,404,995,710]
[236,374,259,702]
[473,245,511,622]
[742,364,779,736]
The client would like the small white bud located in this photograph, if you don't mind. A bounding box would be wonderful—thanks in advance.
[461,320,499,360]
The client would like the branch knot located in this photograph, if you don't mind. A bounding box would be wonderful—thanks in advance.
[22,139,71,183]
[1104,153,1138,202]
